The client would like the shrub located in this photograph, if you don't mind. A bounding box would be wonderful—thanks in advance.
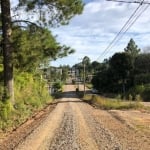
[53,81,63,92]
[129,94,133,101]
[0,100,13,120]
[141,85,150,101]
[0,72,52,131]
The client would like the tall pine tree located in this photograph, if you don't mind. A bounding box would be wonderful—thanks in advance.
[0,0,83,102]
[124,38,140,61]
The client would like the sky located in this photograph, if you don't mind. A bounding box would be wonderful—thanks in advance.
[51,0,150,66]
[11,0,150,67]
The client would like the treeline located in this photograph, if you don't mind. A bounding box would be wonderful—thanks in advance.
[92,39,150,101]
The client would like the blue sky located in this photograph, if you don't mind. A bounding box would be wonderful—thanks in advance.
[11,0,150,67]
[51,0,150,66]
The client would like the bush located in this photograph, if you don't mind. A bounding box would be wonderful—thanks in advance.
[128,85,144,100]
[129,94,133,101]
[53,81,63,92]
[135,74,150,85]
[0,72,52,131]
[128,84,150,101]
[0,100,15,130]
[141,85,150,101]
[0,100,13,120]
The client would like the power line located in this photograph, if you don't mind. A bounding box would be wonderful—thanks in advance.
[106,0,150,5]
[102,4,149,58]
[97,2,144,60]
[105,4,149,56]
[96,1,144,60]
[96,0,149,61]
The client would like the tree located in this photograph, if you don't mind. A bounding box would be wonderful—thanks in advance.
[135,53,150,74]
[134,53,150,85]
[1,0,14,102]
[91,61,101,73]
[124,38,140,62]
[91,59,117,93]
[110,52,133,96]
[124,39,141,88]
[15,0,83,27]
[0,0,83,102]
[82,56,90,66]
[12,27,74,72]
[60,65,70,82]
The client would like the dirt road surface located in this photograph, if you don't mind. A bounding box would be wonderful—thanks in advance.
[1,85,150,150]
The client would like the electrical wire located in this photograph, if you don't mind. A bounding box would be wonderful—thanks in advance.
[96,0,148,61]
[97,2,143,59]
[104,4,149,56]
[106,0,150,5]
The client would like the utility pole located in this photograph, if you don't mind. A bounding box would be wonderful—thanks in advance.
[83,62,86,96]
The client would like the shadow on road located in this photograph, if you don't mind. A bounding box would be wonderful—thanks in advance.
[54,100,84,104]
[61,91,79,98]
[52,91,85,104]
[61,90,92,98]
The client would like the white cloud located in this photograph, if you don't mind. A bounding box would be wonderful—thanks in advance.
[51,1,150,66]
[10,0,150,66]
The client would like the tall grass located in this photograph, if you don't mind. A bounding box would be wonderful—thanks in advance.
[0,72,52,131]
[83,94,143,110]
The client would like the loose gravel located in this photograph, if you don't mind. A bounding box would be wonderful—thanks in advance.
[0,85,149,150]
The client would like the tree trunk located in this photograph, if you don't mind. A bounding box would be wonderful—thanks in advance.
[1,0,14,103]
[122,79,126,99]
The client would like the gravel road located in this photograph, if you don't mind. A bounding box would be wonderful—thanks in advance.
[1,85,150,150]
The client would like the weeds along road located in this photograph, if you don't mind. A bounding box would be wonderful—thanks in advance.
[11,85,150,150]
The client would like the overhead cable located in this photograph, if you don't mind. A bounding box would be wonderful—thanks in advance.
[96,0,148,61]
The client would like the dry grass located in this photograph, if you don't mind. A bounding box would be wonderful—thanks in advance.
[83,94,144,110]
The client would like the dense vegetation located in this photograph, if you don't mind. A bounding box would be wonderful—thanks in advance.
[74,39,150,101]
[0,0,84,130]
[92,39,150,101]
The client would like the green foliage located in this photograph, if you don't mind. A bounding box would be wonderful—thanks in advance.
[17,0,84,27]
[12,27,74,72]
[110,52,133,80]
[135,94,142,102]
[116,94,121,101]
[0,0,83,130]
[92,52,134,94]
[128,84,150,101]
[86,83,93,89]
[53,81,63,92]
[0,100,14,130]
[134,53,150,74]
[91,61,101,73]
[91,39,150,102]
[124,38,140,59]
[129,94,133,101]
[0,64,3,72]
[61,65,70,82]
[0,100,13,120]
[141,85,150,101]
[0,72,52,131]
[82,56,91,66]
[134,74,150,85]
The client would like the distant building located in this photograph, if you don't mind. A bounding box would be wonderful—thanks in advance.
[68,67,76,78]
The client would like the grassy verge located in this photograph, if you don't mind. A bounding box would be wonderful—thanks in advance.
[86,83,93,89]
[83,94,144,110]
[0,72,53,132]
